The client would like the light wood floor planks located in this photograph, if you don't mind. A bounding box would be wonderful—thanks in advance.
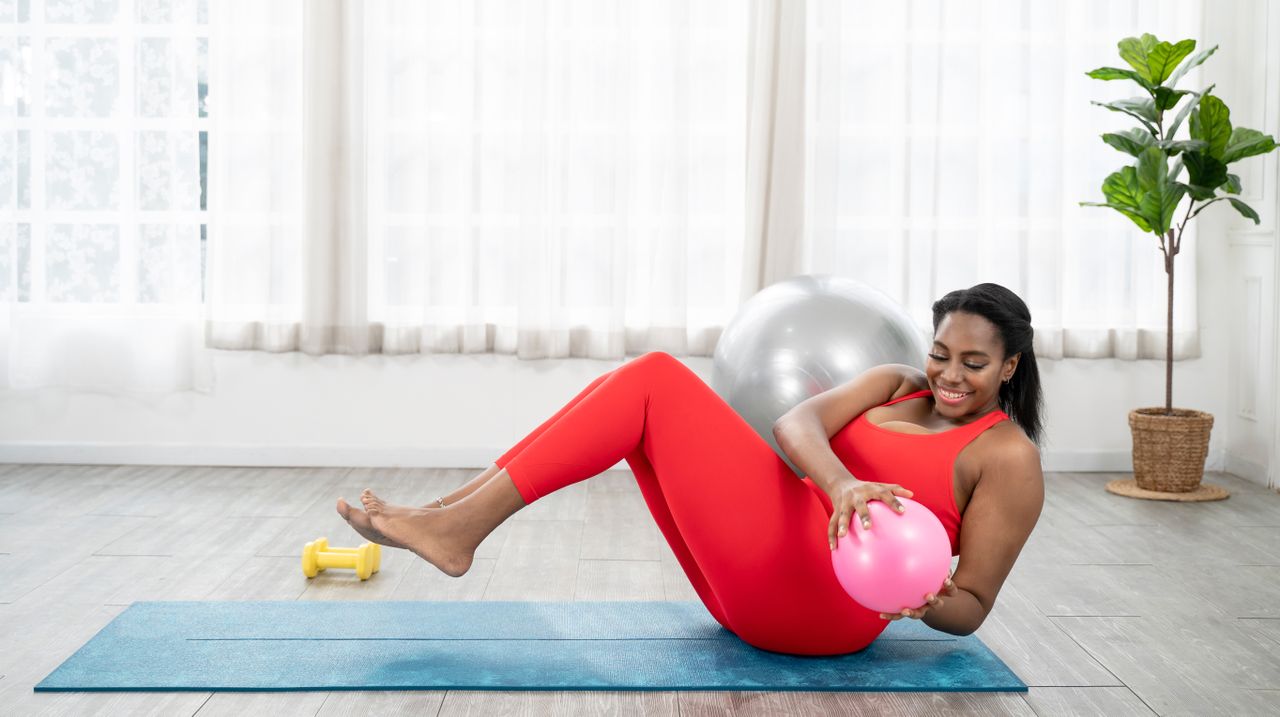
[1,464,1279,716]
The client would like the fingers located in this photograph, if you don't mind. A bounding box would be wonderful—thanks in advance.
[831,489,915,549]
[880,591,946,621]
[880,607,928,621]
[887,485,909,513]
[829,500,862,549]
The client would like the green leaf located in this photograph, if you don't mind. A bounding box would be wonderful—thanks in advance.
[1166,83,1214,138]
[1102,128,1156,156]
[1154,87,1190,112]
[1086,66,1157,93]
[1117,34,1162,84]
[1095,165,1154,232]
[1185,184,1217,201]
[1168,158,1185,182]
[1184,151,1228,195]
[1224,173,1241,194]
[1140,181,1186,235]
[1136,147,1167,192]
[1146,39,1197,85]
[1157,138,1207,156]
[1165,45,1217,89]
[1080,201,1155,232]
[1189,95,1232,159]
[1135,147,1182,234]
[1091,98,1158,134]
[1229,198,1260,224]
[1221,127,1278,164]
[1112,97,1158,123]
[1117,35,1196,85]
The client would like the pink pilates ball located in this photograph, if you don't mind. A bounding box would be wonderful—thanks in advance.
[830,497,951,614]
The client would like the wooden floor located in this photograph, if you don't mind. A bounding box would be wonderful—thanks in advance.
[1,464,1279,716]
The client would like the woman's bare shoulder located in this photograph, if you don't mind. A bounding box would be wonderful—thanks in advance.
[898,366,931,395]
[979,421,1041,473]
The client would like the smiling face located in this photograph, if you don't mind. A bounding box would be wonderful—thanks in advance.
[928,311,1020,418]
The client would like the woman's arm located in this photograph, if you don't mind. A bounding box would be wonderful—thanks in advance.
[924,440,1044,636]
[773,416,860,493]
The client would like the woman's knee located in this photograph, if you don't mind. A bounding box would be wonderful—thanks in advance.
[633,350,693,379]
[635,350,678,366]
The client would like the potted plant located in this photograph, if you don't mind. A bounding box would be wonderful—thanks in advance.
[1081,34,1277,495]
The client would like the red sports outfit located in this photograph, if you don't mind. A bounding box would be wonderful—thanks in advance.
[495,351,1009,655]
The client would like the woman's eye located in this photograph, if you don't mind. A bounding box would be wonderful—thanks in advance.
[929,354,984,370]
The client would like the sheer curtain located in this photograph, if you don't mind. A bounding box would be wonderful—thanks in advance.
[806,0,1204,360]
[4,0,1219,396]
[206,0,750,359]
[1,0,213,393]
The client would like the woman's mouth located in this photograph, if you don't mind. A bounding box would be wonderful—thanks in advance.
[936,388,970,404]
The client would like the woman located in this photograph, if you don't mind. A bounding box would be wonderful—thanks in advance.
[337,282,1045,656]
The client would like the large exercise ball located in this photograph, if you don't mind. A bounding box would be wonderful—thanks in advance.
[711,274,928,477]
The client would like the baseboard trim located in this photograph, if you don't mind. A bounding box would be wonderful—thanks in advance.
[0,443,636,472]
[0,443,1244,478]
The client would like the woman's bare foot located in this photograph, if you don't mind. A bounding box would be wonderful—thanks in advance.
[336,498,406,549]
[336,493,460,549]
[361,488,475,577]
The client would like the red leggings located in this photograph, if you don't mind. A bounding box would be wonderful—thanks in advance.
[494,351,887,655]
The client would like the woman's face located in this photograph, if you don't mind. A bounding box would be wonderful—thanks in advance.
[927,311,1018,416]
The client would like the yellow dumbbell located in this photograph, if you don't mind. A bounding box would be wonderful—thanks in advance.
[301,537,381,580]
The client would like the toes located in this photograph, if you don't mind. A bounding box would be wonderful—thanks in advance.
[336,498,350,519]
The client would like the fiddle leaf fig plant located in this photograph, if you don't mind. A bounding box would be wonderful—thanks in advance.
[1080,33,1277,415]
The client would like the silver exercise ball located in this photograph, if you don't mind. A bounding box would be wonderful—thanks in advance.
[711,274,929,477]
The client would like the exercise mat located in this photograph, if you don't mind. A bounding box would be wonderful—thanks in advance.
[35,601,1026,692]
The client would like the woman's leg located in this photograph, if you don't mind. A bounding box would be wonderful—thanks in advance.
[435,365,625,505]
[364,350,884,652]
[339,367,621,544]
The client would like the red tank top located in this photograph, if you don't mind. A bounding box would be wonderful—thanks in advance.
[799,389,1010,556]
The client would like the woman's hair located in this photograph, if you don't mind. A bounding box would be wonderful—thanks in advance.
[931,283,1044,450]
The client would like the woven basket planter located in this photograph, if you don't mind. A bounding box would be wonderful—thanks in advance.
[1128,407,1214,492]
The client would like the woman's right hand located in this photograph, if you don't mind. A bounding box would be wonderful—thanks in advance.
[826,475,914,550]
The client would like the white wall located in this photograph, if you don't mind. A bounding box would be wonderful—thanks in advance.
[0,301,1254,482]
[1,2,1277,490]
[1209,0,1280,489]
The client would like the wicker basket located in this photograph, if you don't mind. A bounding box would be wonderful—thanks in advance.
[1128,407,1214,492]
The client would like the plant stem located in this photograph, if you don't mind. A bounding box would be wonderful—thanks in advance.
[1162,200,1195,416]
[1164,230,1174,415]
[1173,199,1197,254]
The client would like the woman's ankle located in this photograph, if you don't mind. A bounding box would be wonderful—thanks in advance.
[432,463,502,506]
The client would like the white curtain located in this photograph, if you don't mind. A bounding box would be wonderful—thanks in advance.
[1,0,213,393]
[205,0,750,359]
[743,0,806,303]
[806,0,1204,360]
[2,0,1218,396]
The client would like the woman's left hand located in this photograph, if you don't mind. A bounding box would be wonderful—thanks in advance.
[879,574,957,621]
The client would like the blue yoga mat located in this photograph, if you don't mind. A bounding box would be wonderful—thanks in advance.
[35,601,1026,692]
